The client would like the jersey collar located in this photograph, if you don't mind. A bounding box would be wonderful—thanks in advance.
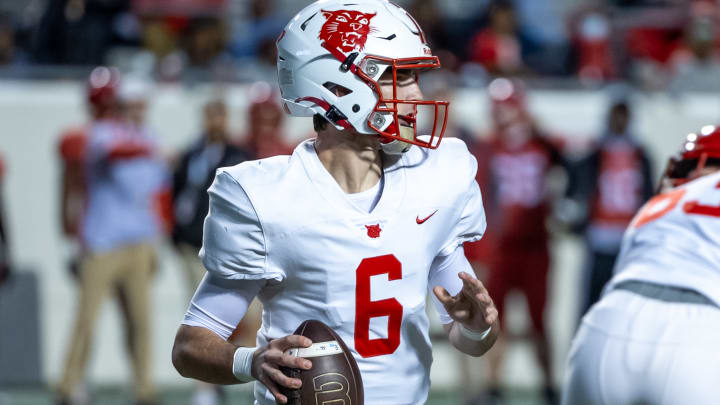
[295,139,407,217]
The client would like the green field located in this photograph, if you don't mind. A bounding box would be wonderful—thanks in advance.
[0,386,549,405]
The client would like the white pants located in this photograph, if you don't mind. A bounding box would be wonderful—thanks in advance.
[562,289,720,405]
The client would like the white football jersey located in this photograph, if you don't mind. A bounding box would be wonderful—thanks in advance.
[200,138,485,405]
[607,170,720,306]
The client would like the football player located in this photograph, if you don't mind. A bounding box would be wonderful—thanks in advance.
[465,77,566,404]
[172,1,499,404]
[561,126,720,405]
[57,72,167,405]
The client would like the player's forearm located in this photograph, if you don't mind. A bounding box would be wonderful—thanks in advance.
[447,319,499,357]
[172,324,244,385]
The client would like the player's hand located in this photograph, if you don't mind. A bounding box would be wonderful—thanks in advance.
[251,335,313,404]
[433,272,498,333]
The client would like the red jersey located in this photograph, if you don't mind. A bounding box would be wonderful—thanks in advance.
[59,128,88,163]
[58,128,88,239]
[466,135,563,263]
[468,29,522,73]
[589,139,647,227]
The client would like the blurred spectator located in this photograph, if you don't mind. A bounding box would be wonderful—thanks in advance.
[137,17,187,80]
[513,0,570,75]
[0,154,9,286]
[56,67,123,271]
[571,8,616,83]
[241,82,294,158]
[171,99,249,405]
[132,0,226,17]
[668,1,720,91]
[230,0,285,59]
[184,18,228,68]
[465,78,567,404]
[57,71,167,405]
[407,0,455,68]
[229,0,285,82]
[467,1,526,76]
[0,13,28,67]
[565,100,654,316]
[33,0,130,65]
[57,67,134,405]
[135,15,233,81]
[172,100,249,289]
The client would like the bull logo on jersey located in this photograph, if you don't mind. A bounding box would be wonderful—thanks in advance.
[319,9,377,54]
[365,224,381,238]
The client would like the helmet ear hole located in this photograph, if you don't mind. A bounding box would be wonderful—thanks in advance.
[323,82,353,97]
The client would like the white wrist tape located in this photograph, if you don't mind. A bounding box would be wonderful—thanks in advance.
[458,323,492,341]
[232,347,256,382]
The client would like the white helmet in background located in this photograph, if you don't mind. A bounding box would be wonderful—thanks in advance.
[117,73,154,104]
[277,0,450,153]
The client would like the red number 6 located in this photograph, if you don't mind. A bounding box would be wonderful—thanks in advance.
[354,254,403,358]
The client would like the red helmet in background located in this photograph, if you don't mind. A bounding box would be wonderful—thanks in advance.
[488,77,528,130]
[87,66,121,117]
[664,125,720,187]
[248,81,283,134]
[245,81,293,158]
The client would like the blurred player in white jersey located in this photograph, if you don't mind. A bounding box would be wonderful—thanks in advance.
[171,1,500,404]
[562,125,720,405]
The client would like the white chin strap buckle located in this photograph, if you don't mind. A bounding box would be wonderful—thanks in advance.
[381,139,412,155]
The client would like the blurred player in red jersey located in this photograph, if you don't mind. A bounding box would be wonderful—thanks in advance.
[466,78,567,404]
[56,66,120,405]
[57,67,119,277]
[467,2,526,76]
[241,82,295,159]
[57,69,167,405]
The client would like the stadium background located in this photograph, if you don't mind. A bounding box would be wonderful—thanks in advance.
[1,0,720,404]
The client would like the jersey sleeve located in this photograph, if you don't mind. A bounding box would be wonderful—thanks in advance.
[200,169,285,282]
[87,123,153,162]
[86,124,113,163]
[59,131,87,163]
[439,149,487,257]
[428,245,474,324]
[182,274,264,340]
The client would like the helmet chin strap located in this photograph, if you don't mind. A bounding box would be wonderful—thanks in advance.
[379,122,415,155]
[688,152,709,181]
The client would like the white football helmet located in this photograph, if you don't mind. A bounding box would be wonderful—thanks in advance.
[277,0,450,153]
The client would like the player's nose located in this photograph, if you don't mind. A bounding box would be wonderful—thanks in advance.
[398,81,423,102]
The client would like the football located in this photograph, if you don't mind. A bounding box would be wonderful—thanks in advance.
[280,320,364,405]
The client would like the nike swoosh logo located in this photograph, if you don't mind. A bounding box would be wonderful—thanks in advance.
[416,210,438,224]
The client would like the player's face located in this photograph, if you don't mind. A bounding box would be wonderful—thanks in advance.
[204,104,227,136]
[378,68,423,127]
[124,100,147,127]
